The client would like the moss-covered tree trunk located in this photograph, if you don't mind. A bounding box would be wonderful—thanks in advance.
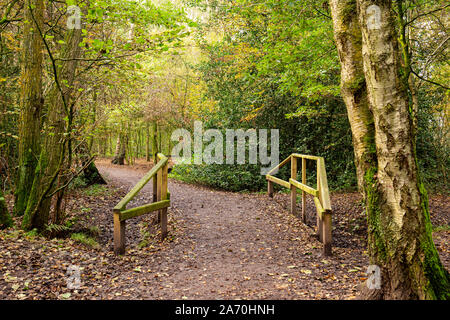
[331,0,449,299]
[14,0,44,216]
[0,177,12,228]
[357,0,449,299]
[22,28,83,231]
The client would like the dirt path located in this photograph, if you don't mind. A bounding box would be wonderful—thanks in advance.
[1,161,447,300]
[96,162,369,299]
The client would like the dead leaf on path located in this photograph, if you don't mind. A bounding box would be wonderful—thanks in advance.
[301,269,312,274]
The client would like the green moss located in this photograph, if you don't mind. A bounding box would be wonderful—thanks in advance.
[417,181,450,299]
[347,75,366,94]
[363,132,376,157]
[364,166,387,262]
[342,0,357,24]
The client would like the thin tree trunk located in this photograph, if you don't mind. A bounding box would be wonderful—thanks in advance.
[152,121,158,163]
[14,0,44,216]
[146,122,150,161]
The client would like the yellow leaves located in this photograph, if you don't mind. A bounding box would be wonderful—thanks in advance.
[240,106,262,122]
[133,266,142,272]
[276,283,289,290]
[300,269,312,275]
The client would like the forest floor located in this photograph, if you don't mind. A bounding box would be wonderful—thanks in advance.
[0,159,448,300]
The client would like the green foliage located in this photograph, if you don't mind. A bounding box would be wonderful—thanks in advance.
[170,0,358,192]
[46,223,71,235]
[416,88,449,194]
[171,163,266,192]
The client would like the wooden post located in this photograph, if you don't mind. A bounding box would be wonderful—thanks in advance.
[268,180,274,198]
[322,211,332,256]
[152,154,158,203]
[317,160,323,241]
[301,157,306,223]
[113,209,125,255]
[156,163,162,224]
[152,177,158,203]
[160,162,168,240]
[290,156,297,216]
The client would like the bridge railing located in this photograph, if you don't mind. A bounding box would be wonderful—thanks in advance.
[266,154,332,256]
[113,153,170,255]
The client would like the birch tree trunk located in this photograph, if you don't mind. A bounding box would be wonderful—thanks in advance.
[14,0,44,216]
[329,0,376,196]
[330,0,449,299]
[112,134,126,165]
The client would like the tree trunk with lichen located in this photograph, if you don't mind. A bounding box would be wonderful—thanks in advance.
[112,134,126,165]
[14,0,44,216]
[329,0,376,197]
[152,121,158,162]
[330,0,449,299]
[0,177,12,228]
[22,28,83,231]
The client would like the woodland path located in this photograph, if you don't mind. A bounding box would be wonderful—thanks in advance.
[95,161,370,299]
[1,161,447,300]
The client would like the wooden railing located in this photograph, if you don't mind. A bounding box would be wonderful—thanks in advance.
[266,154,332,256]
[113,153,170,255]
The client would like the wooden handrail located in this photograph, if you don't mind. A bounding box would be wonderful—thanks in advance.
[114,156,168,211]
[113,153,170,255]
[266,153,333,256]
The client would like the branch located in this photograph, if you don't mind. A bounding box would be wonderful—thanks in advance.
[0,0,20,25]
[313,7,331,20]
[410,68,449,90]
[406,4,450,26]
[45,156,95,198]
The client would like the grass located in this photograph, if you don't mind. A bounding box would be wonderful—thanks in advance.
[88,226,100,236]
[433,225,450,233]
[82,184,108,197]
[70,232,100,249]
